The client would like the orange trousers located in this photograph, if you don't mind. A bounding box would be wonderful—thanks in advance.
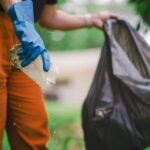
[0,12,50,150]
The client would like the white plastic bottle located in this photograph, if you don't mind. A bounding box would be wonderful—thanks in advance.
[10,44,59,90]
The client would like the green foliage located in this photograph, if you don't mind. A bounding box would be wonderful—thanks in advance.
[3,102,84,150]
[2,134,10,150]
[36,24,104,51]
[46,102,85,150]
[2,102,150,150]
[129,0,150,25]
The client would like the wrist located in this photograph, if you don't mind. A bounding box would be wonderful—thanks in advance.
[84,14,93,28]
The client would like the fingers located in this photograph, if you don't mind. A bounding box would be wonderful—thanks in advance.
[20,47,51,72]
[17,48,26,56]
[17,48,27,60]
[93,11,119,29]
[18,46,42,60]
[109,12,118,18]
[21,47,42,67]
[98,11,119,21]
[17,43,38,59]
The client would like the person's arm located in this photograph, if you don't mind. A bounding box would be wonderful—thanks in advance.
[39,4,118,31]
[0,0,21,10]
[0,0,51,72]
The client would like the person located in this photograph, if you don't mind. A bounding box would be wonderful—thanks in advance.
[0,0,117,149]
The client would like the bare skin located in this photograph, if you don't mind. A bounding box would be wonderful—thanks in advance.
[39,5,118,30]
[0,0,118,30]
[0,0,21,10]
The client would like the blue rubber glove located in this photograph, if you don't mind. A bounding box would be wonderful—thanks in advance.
[8,0,50,72]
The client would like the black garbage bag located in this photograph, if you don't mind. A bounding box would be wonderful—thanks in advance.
[82,19,150,150]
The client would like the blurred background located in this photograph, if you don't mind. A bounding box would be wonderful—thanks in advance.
[3,0,150,150]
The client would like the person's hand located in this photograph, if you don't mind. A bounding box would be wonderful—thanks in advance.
[7,0,50,72]
[90,11,118,29]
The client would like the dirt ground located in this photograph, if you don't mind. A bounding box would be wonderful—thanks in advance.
[47,48,100,104]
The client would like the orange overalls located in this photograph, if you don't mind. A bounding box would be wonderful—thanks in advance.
[0,11,50,150]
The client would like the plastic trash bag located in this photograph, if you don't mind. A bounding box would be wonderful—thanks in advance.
[82,19,150,150]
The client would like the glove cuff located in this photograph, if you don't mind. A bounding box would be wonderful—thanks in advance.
[8,0,34,23]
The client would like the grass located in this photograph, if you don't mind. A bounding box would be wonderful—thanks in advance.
[3,101,150,150]
[46,101,85,150]
[36,24,104,51]
[2,101,85,150]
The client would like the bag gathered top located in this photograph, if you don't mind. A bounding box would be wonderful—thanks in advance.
[82,19,150,150]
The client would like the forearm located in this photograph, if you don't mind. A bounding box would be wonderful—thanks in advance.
[39,8,89,31]
[0,0,21,10]
[39,4,118,31]
[49,10,87,30]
